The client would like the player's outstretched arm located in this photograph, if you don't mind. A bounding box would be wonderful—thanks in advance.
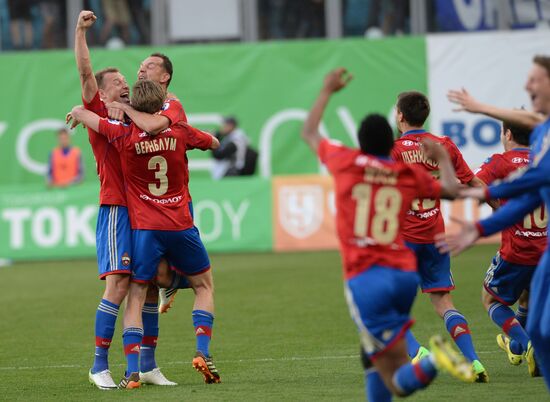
[302,68,352,153]
[75,10,98,103]
[421,139,458,199]
[70,106,101,132]
[447,88,544,130]
[107,102,170,135]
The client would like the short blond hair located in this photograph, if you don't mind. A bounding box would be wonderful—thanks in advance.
[131,79,166,114]
[95,67,120,89]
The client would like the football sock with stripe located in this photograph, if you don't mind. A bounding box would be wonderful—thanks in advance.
[516,305,528,327]
[489,302,529,354]
[92,299,119,374]
[123,327,143,376]
[192,310,214,357]
[405,329,421,358]
[444,309,479,361]
[366,369,392,402]
[140,303,159,373]
[392,357,437,396]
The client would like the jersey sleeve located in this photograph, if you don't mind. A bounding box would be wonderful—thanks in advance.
[317,138,349,174]
[477,191,542,236]
[475,154,502,185]
[82,91,107,117]
[446,139,474,183]
[159,98,188,125]
[408,164,442,199]
[98,118,130,150]
[184,124,213,150]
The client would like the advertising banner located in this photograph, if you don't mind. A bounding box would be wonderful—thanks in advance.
[427,30,550,170]
[0,178,272,261]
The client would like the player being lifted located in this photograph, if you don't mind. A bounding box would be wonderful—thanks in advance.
[74,10,177,388]
[301,68,474,401]
[71,79,221,388]
[390,91,488,382]
[440,55,550,391]
[474,121,544,375]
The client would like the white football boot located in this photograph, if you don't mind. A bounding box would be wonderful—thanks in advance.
[139,367,178,386]
[89,369,117,390]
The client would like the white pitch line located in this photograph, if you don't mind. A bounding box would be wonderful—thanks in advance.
[0,350,497,372]
[0,355,359,371]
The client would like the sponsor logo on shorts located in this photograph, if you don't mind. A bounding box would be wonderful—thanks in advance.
[122,252,131,266]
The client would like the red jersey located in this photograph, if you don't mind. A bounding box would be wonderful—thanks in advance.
[98,118,213,231]
[391,131,474,243]
[476,148,547,265]
[160,96,188,125]
[83,92,127,206]
[318,139,442,280]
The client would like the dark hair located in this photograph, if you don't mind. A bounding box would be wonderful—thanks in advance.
[150,52,173,87]
[533,55,550,79]
[95,67,120,89]
[503,121,531,146]
[223,116,238,126]
[131,80,166,114]
[396,91,430,127]
[357,114,394,156]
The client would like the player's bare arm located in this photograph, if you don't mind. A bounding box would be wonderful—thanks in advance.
[107,101,170,135]
[421,139,458,199]
[302,68,353,153]
[71,106,101,132]
[447,88,544,129]
[75,10,98,103]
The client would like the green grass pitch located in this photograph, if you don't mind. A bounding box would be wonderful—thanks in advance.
[0,244,548,401]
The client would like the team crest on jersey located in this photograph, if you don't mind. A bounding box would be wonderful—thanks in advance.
[279,185,323,239]
[402,140,414,146]
[121,252,131,266]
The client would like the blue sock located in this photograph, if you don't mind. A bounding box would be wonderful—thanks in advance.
[123,327,143,376]
[140,303,159,373]
[489,302,529,353]
[92,299,119,373]
[392,358,437,396]
[366,369,392,401]
[192,310,214,357]
[516,305,528,327]
[405,330,421,358]
[444,310,479,361]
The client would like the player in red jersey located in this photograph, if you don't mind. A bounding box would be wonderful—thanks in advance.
[71,79,221,387]
[475,121,546,375]
[391,91,488,381]
[302,68,474,401]
[74,11,180,388]
[105,52,192,313]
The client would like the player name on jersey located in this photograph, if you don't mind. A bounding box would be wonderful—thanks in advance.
[399,149,438,167]
[135,135,177,155]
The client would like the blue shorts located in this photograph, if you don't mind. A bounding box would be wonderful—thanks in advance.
[406,241,454,293]
[345,266,419,360]
[132,226,210,283]
[96,205,132,279]
[484,252,536,305]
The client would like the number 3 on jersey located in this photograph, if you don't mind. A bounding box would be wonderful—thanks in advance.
[352,184,402,245]
[148,155,168,196]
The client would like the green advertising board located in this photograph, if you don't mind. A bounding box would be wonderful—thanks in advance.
[0,178,271,261]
